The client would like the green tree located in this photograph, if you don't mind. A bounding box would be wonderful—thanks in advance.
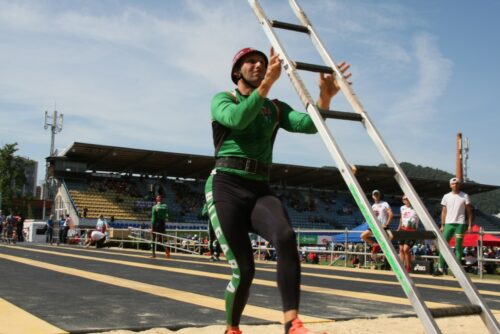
[0,143,27,212]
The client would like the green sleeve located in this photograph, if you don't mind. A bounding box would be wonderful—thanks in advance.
[211,90,265,130]
[277,101,317,134]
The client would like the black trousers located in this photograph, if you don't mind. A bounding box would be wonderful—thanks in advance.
[205,171,300,326]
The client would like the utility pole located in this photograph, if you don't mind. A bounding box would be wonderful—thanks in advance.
[463,136,470,183]
[42,108,64,219]
[455,133,470,183]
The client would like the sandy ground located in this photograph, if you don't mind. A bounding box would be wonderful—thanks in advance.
[92,314,500,334]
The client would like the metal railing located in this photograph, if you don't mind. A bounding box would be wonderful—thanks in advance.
[40,225,498,278]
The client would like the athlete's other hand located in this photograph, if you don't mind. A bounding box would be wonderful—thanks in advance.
[317,61,351,110]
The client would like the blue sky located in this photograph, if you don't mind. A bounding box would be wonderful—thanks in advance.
[1,0,499,186]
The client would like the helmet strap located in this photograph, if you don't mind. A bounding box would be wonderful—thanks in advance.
[239,72,259,90]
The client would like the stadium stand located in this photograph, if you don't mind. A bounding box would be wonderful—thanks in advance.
[48,142,500,232]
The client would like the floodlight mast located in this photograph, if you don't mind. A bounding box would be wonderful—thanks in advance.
[44,109,64,156]
[42,108,63,220]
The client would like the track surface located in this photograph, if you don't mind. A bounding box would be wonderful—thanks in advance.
[0,243,499,333]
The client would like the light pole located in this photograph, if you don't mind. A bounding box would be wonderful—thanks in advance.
[42,109,64,219]
[44,110,64,156]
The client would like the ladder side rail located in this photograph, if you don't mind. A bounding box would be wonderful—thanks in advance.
[249,0,314,107]
[249,1,441,332]
[304,102,441,334]
[289,0,393,165]
[289,1,499,332]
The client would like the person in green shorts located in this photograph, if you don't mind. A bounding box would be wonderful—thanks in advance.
[434,177,473,276]
[205,46,351,334]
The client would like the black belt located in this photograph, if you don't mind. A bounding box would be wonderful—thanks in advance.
[215,156,270,177]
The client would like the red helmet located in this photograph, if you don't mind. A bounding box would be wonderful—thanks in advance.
[231,47,268,84]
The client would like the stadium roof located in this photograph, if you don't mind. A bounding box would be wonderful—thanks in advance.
[56,142,499,199]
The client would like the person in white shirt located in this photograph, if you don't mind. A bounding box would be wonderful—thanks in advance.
[96,214,108,233]
[84,230,106,248]
[397,194,420,272]
[361,189,394,245]
[434,177,473,276]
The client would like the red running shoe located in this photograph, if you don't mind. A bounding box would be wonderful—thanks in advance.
[224,329,242,334]
[289,318,325,334]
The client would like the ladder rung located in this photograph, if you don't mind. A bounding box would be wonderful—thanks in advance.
[320,110,363,122]
[294,61,333,74]
[350,165,395,176]
[387,230,436,241]
[271,20,309,33]
[429,305,482,318]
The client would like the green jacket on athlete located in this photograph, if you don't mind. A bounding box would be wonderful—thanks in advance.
[211,89,317,181]
[151,203,168,227]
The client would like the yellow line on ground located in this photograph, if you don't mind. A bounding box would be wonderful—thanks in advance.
[0,252,327,324]
[37,245,500,298]
[6,245,459,310]
[50,244,500,285]
[0,298,68,334]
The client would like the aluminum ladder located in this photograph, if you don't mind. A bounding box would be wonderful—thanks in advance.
[248,1,499,333]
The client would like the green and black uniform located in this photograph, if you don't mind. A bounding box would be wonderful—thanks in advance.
[205,89,316,326]
[151,202,168,256]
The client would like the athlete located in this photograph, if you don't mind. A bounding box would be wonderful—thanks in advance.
[397,194,420,272]
[151,195,169,258]
[205,47,351,334]
[434,177,473,276]
[360,189,394,245]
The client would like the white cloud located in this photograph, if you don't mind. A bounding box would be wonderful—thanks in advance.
[385,32,453,129]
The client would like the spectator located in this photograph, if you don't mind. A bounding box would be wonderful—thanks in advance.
[484,247,497,275]
[0,210,4,238]
[4,212,16,244]
[464,249,477,274]
[62,214,71,244]
[263,241,276,261]
[397,194,420,272]
[17,212,25,242]
[361,190,394,245]
[307,252,319,264]
[201,203,221,262]
[58,217,65,244]
[434,178,473,276]
[84,230,106,248]
[96,214,108,233]
[46,215,54,245]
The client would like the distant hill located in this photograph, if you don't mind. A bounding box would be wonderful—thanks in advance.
[399,162,454,181]
[397,162,500,215]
